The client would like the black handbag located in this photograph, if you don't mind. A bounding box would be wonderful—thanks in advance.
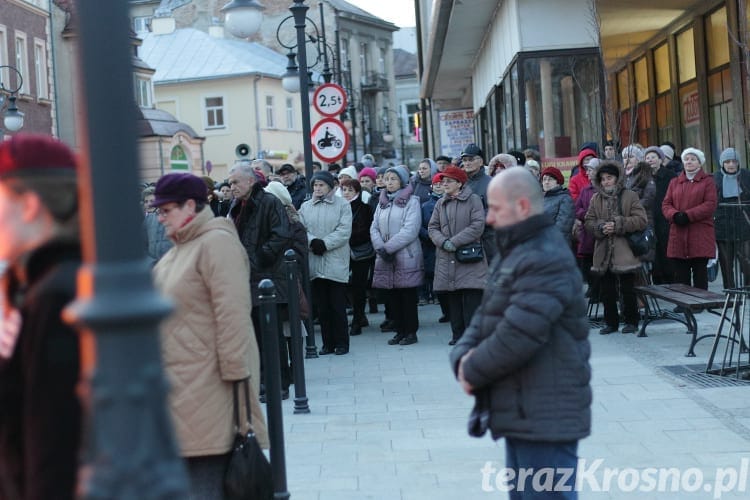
[224,379,273,500]
[625,227,654,257]
[455,242,484,263]
[350,241,375,261]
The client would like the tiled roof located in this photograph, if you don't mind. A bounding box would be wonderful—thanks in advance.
[139,28,288,83]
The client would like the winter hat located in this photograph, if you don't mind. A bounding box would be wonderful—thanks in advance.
[264,180,293,206]
[358,167,377,182]
[276,163,296,175]
[586,158,601,171]
[621,145,644,161]
[596,163,620,182]
[720,147,739,165]
[541,167,564,186]
[361,154,375,168]
[431,173,443,185]
[681,147,706,166]
[376,166,389,177]
[525,159,541,169]
[153,173,208,207]
[310,170,335,189]
[643,146,665,162]
[385,165,410,187]
[440,165,468,185]
[0,133,78,179]
[659,144,675,160]
[338,165,358,180]
[461,143,483,159]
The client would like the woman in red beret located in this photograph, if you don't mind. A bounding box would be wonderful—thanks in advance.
[541,166,575,244]
[428,166,488,345]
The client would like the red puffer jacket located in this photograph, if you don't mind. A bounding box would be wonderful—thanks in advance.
[661,170,717,259]
[569,148,597,201]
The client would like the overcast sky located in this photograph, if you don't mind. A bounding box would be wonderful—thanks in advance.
[345,0,416,27]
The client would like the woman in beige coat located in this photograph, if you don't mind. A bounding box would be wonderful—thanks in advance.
[152,173,267,499]
[585,162,647,336]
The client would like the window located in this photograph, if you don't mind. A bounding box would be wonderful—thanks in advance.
[705,7,729,70]
[617,69,630,111]
[286,97,295,129]
[205,97,225,129]
[379,48,386,74]
[0,25,8,85]
[340,38,349,65]
[133,16,151,34]
[360,42,369,83]
[33,39,48,99]
[170,145,189,171]
[653,44,671,94]
[676,28,696,83]
[14,32,28,94]
[634,57,649,103]
[265,96,275,128]
[135,75,152,107]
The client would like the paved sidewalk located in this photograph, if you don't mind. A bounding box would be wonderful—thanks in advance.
[278,301,750,499]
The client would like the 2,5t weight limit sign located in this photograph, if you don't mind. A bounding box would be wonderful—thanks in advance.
[313,83,347,117]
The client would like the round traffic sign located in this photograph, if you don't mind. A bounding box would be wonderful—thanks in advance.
[311,117,350,163]
[312,83,348,117]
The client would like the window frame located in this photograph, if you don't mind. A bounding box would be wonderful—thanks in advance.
[204,96,226,130]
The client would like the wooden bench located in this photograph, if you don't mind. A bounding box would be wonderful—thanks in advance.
[634,283,727,357]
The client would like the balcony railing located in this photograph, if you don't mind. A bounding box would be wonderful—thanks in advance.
[360,71,389,92]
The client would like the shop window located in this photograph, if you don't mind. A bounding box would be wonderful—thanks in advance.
[706,7,730,70]
[636,104,651,146]
[522,54,602,159]
[677,28,696,84]
[656,94,674,144]
[503,79,513,150]
[708,68,733,160]
[653,44,671,94]
[634,57,649,103]
[679,81,701,148]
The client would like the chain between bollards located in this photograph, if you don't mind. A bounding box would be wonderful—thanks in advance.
[258,280,290,500]
[285,249,311,414]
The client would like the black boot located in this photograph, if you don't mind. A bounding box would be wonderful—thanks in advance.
[388,333,405,345]
[399,333,418,345]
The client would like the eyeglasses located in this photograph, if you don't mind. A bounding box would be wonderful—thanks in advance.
[441,178,458,184]
[461,156,476,162]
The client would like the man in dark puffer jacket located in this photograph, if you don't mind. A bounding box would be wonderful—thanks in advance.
[450,168,591,499]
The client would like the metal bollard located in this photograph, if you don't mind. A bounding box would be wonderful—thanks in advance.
[285,250,311,414]
[258,280,289,500]
[299,251,319,358]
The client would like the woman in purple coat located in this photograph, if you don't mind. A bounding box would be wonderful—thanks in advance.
[371,166,424,346]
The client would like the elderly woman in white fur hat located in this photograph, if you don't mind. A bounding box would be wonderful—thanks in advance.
[661,147,718,290]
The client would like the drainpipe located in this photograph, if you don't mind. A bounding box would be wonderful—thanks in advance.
[48,0,60,138]
[158,139,165,176]
[254,73,262,158]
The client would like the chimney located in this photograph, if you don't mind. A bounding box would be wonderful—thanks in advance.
[151,13,176,35]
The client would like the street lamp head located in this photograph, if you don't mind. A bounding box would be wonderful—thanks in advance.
[3,95,24,132]
[221,0,265,38]
[383,133,394,143]
[282,51,300,93]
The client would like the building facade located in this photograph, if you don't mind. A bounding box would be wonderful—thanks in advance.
[0,0,54,138]
[418,0,750,170]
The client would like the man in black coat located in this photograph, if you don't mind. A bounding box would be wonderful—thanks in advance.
[277,163,308,209]
[451,168,591,499]
[229,161,294,398]
[0,134,82,499]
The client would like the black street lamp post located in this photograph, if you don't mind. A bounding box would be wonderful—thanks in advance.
[67,0,188,497]
[0,65,25,139]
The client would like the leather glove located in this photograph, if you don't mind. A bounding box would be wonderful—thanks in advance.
[442,239,457,252]
[310,238,327,255]
[377,248,395,262]
[673,212,690,226]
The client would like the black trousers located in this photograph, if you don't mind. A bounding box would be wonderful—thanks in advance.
[312,278,349,350]
[672,257,709,290]
[348,257,373,324]
[717,240,750,289]
[252,306,291,391]
[445,289,483,340]
[600,271,638,328]
[652,238,674,284]
[387,287,419,335]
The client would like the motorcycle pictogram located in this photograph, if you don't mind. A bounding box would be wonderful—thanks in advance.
[317,127,343,150]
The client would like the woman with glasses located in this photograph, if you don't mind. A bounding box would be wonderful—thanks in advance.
[428,166,487,345]
[142,184,172,266]
[151,173,267,498]
[371,165,424,346]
